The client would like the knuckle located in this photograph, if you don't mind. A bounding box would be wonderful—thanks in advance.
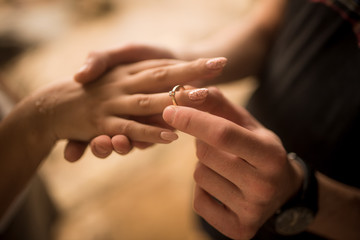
[193,163,206,184]
[208,86,224,98]
[192,196,204,215]
[213,124,235,146]
[136,94,151,109]
[151,67,168,82]
[194,57,207,67]
[195,141,209,162]
[206,86,227,111]
[118,120,135,134]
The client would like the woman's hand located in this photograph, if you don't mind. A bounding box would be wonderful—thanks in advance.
[162,87,304,240]
[61,57,227,161]
[66,44,178,160]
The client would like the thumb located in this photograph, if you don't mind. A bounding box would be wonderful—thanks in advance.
[74,44,175,84]
[74,51,108,84]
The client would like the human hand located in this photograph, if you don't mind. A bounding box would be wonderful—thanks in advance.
[162,87,304,239]
[67,44,177,160]
[62,57,227,161]
[74,43,176,84]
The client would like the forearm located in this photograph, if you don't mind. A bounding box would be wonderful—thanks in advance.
[0,94,56,218]
[308,172,360,239]
[178,0,287,82]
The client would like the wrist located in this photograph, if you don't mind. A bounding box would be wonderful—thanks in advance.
[0,93,57,166]
[265,153,319,236]
[31,80,78,141]
[288,153,306,201]
[26,86,59,143]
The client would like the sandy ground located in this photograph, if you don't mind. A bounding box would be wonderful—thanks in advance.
[1,0,255,239]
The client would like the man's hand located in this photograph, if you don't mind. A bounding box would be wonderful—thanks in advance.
[162,87,303,239]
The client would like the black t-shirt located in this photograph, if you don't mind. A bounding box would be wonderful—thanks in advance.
[201,1,360,239]
[248,0,360,189]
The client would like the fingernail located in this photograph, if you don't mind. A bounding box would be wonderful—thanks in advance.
[188,88,209,101]
[94,143,108,155]
[160,131,178,141]
[77,63,90,74]
[163,106,176,124]
[206,57,227,70]
[114,148,126,155]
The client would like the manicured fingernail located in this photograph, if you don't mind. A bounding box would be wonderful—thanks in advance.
[160,131,178,141]
[206,57,227,70]
[188,88,209,101]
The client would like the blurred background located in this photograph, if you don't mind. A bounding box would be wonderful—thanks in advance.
[0,0,255,239]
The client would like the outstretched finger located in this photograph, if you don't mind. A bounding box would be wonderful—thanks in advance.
[104,117,179,144]
[123,57,227,94]
[162,106,261,163]
[108,86,210,116]
[126,59,184,74]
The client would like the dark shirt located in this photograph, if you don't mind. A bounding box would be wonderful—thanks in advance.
[202,0,360,239]
[248,0,360,189]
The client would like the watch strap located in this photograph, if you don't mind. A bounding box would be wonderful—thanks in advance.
[263,152,319,236]
[286,152,318,213]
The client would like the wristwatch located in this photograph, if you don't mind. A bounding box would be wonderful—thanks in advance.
[268,153,319,235]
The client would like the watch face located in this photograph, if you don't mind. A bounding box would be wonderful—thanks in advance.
[275,206,315,235]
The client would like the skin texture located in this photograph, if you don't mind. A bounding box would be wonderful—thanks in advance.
[68,0,287,159]
[162,89,303,239]
[162,88,360,240]
[65,0,360,238]
[0,57,226,219]
[66,55,227,160]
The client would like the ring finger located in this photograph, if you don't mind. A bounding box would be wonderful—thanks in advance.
[108,86,209,116]
[104,116,178,144]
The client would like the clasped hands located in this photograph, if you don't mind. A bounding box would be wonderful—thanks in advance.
[62,44,303,240]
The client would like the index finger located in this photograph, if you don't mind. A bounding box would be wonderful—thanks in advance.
[162,106,262,162]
